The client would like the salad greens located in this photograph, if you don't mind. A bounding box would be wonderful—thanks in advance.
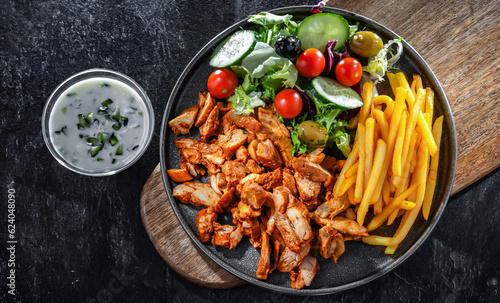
[228,86,266,115]
[248,12,298,47]
[209,9,403,158]
[290,93,352,157]
[363,37,403,83]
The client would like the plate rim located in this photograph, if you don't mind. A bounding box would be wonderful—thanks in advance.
[159,5,457,295]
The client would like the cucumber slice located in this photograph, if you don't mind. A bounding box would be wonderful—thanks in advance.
[209,30,257,68]
[296,13,349,52]
[309,76,363,109]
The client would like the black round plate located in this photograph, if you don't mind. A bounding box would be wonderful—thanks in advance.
[159,5,457,295]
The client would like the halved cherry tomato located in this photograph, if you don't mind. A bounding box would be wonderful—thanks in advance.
[335,57,363,86]
[274,89,303,119]
[207,68,238,99]
[295,48,325,78]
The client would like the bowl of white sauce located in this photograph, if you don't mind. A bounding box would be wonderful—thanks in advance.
[42,68,154,176]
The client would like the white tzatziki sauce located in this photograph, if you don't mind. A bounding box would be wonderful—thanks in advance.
[49,77,148,173]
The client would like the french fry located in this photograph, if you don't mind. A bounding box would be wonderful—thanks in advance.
[349,116,358,129]
[394,131,418,192]
[392,110,408,176]
[354,124,366,203]
[370,87,408,204]
[344,161,359,179]
[410,74,423,96]
[382,177,391,205]
[383,141,429,247]
[422,116,444,220]
[340,176,357,197]
[417,111,438,156]
[385,245,398,255]
[372,95,395,119]
[347,184,356,205]
[396,72,415,109]
[359,82,374,125]
[357,139,387,226]
[425,87,434,120]
[373,109,389,142]
[400,88,426,169]
[366,182,420,232]
[386,72,399,96]
[365,118,376,190]
[415,75,423,91]
[400,200,417,210]
[374,196,383,215]
[334,141,359,198]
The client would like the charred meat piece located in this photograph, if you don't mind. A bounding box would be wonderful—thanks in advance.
[211,223,243,249]
[196,208,218,242]
[274,211,300,252]
[289,255,319,289]
[282,168,297,195]
[245,159,264,174]
[256,139,283,170]
[306,148,325,164]
[241,182,267,210]
[313,196,349,219]
[255,168,283,191]
[195,92,216,127]
[310,214,369,237]
[235,145,249,162]
[277,245,310,273]
[172,182,220,208]
[272,186,291,213]
[222,161,250,185]
[295,172,321,202]
[218,128,248,160]
[256,224,271,280]
[286,205,313,246]
[168,105,199,136]
[257,106,293,165]
[181,161,205,179]
[292,157,333,185]
[213,187,235,213]
[318,225,345,263]
[167,168,193,182]
[237,201,261,219]
[199,105,219,141]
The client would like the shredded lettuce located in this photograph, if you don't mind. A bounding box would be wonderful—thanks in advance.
[363,37,404,83]
[248,12,297,47]
[228,86,266,115]
[240,42,276,72]
[234,43,298,100]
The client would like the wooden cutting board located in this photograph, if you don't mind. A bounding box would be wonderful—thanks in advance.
[140,0,500,288]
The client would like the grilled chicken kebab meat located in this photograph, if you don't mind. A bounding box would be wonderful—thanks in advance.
[167,92,367,289]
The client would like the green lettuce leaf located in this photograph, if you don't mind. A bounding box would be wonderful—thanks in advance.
[228,85,266,115]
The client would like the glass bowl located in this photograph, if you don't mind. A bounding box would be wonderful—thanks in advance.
[42,68,155,177]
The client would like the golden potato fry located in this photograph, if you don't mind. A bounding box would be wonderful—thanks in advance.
[357,139,387,226]
[422,116,444,220]
[392,110,408,176]
[417,111,438,156]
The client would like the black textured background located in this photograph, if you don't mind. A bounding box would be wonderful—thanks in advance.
[0,0,499,302]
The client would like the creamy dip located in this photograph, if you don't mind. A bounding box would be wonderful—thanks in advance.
[49,77,148,173]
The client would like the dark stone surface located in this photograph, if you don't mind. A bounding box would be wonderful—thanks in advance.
[0,0,498,302]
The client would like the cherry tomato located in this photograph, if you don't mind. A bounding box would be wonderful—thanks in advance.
[207,68,238,99]
[295,48,326,78]
[335,57,363,86]
[274,89,303,119]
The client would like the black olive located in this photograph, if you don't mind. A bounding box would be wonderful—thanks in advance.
[274,35,302,58]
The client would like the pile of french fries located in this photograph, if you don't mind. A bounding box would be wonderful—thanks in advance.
[333,72,444,254]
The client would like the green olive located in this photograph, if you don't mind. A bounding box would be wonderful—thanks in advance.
[349,31,384,58]
[298,121,328,148]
